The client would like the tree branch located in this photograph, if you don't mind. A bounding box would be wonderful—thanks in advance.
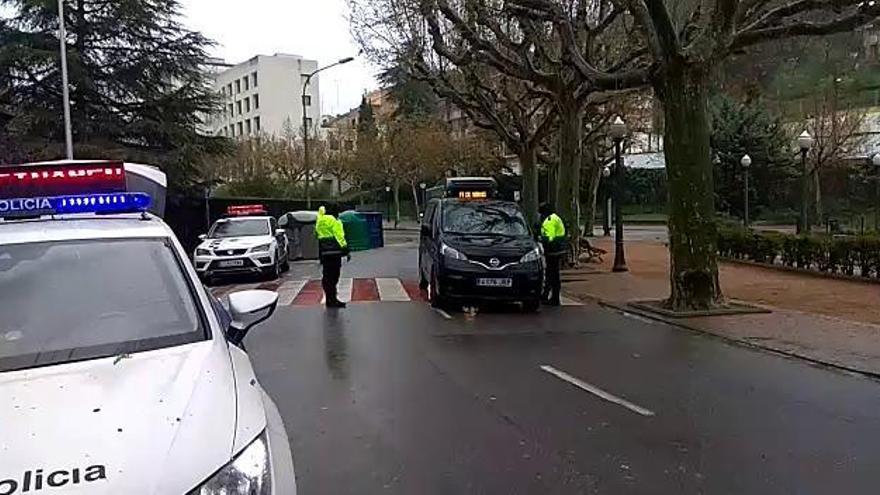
[732,4,880,50]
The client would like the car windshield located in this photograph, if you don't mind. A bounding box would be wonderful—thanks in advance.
[442,202,530,237]
[209,219,270,238]
[0,239,205,372]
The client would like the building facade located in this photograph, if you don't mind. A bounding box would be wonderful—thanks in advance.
[208,54,321,139]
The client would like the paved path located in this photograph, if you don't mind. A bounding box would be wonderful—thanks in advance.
[220,245,880,494]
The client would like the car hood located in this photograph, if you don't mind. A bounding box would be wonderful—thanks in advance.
[199,235,274,251]
[442,234,537,257]
[0,340,239,494]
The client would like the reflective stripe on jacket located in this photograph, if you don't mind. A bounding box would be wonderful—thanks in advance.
[316,206,348,256]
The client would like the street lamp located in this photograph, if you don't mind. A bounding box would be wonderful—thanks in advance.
[57,0,74,160]
[602,166,612,236]
[873,153,880,232]
[741,154,752,227]
[385,185,392,219]
[797,130,814,234]
[302,56,356,208]
[609,116,628,272]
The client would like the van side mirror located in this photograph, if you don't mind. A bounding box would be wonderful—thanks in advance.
[225,290,278,345]
[198,234,208,241]
[421,225,432,238]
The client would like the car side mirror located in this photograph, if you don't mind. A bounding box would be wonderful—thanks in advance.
[198,234,208,241]
[275,229,286,236]
[225,290,278,345]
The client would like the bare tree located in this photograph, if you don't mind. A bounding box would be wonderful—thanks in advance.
[520,0,880,310]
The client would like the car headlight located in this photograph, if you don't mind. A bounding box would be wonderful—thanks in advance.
[190,431,271,494]
[195,248,212,257]
[250,243,271,253]
[441,243,467,261]
[520,247,542,263]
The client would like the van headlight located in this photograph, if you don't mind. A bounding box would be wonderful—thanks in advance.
[190,431,271,494]
[196,248,212,257]
[520,247,542,263]
[250,243,271,253]
[441,243,467,261]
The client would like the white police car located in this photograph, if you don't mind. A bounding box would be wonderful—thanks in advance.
[0,161,296,494]
[194,209,289,283]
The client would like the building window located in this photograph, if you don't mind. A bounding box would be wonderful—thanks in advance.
[253,94,259,109]
[236,100,242,115]
[227,83,232,95]
[252,72,258,87]
[304,117,313,130]
[303,95,312,107]
[227,103,233,118]
[254,116,261,132]
[235,80,241,94]
[237,122,243,136]
[245,119,252,135]
[220,87,225,98]
[243,76,249,91]
[230,125,235,137]
[244,97,250,113]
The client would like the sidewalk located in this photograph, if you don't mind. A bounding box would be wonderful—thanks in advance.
[566,238,880,376]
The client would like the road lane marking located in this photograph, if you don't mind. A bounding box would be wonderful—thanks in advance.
[321,278,353,303]
[560,296,583,306]
[434,308,453,320]
[351,278,380,302]
[540,365,655,417]
[277,279,308,306]
[376,278,411,302]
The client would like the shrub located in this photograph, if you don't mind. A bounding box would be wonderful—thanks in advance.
[716,226,880,279]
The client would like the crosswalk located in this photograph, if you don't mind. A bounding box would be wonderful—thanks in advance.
[209,277,583,307]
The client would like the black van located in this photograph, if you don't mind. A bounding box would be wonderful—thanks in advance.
[418,195,544,311]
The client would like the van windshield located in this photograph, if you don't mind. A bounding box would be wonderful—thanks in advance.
[442,202,530,237]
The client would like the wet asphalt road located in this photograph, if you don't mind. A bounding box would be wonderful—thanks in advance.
[237,244,880,494]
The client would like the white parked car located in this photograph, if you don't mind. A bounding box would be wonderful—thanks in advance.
[0,161,296,494]
[194,216,289,283]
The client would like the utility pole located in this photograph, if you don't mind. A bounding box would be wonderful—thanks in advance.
[58,0,74,159]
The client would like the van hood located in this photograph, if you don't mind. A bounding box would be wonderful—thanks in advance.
[441,233,537,257]
[0,341,239,494]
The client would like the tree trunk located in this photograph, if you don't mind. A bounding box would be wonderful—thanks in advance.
[656,59,722,311]
[581,144,602,238]
[813,167,823,226]
[411,180,420,214]
[556,96,583,250]
[519,145,539,228]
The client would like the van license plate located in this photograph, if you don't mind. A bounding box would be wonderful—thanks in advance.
[477,278,512,288]
[219,259,245,268]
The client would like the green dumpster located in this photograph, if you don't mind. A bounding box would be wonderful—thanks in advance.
[339,210,371,251]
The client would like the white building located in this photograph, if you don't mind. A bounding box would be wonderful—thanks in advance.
[208,53,321,139]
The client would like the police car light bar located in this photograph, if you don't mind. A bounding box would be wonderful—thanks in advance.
[0,192,151,219]
[227,204,267,216]
[0,161,126,200]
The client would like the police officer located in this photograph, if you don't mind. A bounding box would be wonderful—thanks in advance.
[540,204,567,306]
[316,204,350,308]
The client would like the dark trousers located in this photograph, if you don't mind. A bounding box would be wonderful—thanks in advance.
[321,255,342,303]
[543,255,562,304]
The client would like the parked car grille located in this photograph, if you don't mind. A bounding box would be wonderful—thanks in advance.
[214,248,249,256]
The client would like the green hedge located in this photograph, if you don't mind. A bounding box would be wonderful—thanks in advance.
[717,226,880,279]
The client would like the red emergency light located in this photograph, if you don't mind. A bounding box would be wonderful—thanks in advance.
[0,161,126,200]
[226,204,267,216]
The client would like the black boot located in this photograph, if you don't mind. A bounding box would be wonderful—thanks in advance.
[326,299,347,308]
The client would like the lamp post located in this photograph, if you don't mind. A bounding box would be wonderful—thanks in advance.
[602,166,612,236]
[797,130,814,234]
[610,116,628,272]
[385,185,392,219]
[873,153,880,232]
[419,182,427,212]
[57,0,73,160]
[302,56,355,209]
[741,154,752,227]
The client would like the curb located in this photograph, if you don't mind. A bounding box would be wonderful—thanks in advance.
[721,257,880,286]
[571,292,880,381]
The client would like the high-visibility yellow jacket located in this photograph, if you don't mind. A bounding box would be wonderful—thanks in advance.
[541,213,566,242]
[316,206,348,255]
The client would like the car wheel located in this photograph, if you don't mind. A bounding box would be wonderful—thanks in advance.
[266,259,281,281]
[522,299,541,313]
[429,268,444,308]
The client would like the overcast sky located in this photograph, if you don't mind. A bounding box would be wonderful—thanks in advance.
[181,0,378,116]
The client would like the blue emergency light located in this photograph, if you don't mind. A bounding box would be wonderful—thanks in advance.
[0,161,152,218]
